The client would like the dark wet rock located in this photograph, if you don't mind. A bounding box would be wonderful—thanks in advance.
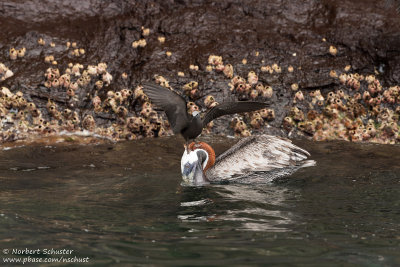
[0,0,399,143]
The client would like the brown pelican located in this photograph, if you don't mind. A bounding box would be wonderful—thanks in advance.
[181,135,315,185]
[142,83,268,142]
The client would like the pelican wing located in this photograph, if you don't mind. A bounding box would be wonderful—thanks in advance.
[206,135,315,182]
[202,101,267,127]
[142,83,189,134]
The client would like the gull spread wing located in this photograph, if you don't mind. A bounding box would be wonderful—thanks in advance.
[142,82,189,134]
[202,101,268,127]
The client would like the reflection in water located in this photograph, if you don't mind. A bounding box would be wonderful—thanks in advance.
[179,185,297,232]
[180,199,214,207]
[217,185,296,232]
[0,136,399,265]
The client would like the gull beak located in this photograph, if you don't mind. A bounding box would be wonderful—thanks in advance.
[181,160,207,186]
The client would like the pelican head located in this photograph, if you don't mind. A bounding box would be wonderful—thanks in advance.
[181,142,215,186]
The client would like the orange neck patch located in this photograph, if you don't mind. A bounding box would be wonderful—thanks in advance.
[188,141,216,171]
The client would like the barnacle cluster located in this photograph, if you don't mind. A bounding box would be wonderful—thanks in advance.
[193,54,399,144]
[0,32,399,146]
[229,108,275,137]
[261,63,282,74]
[132,26,151,48]
[0,76,171,143]
[42,62,113,97]
[64,41,86,57]
[231,74,274,100]
[0,35,175,144]
[286,73,400,144]
[0,63,13,82]
[0,86,53,142]
[196,55,278,136]
[40,62,171,140]
[9,47,26,60]
[98,83,170,139]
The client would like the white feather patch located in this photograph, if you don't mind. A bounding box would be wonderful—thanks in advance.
[181,149,209,173]
[181,150,198,173]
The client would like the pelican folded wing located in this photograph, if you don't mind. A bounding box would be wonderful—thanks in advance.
[205,135,315,183]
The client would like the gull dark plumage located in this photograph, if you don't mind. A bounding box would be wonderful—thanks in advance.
[143,82,268,142]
